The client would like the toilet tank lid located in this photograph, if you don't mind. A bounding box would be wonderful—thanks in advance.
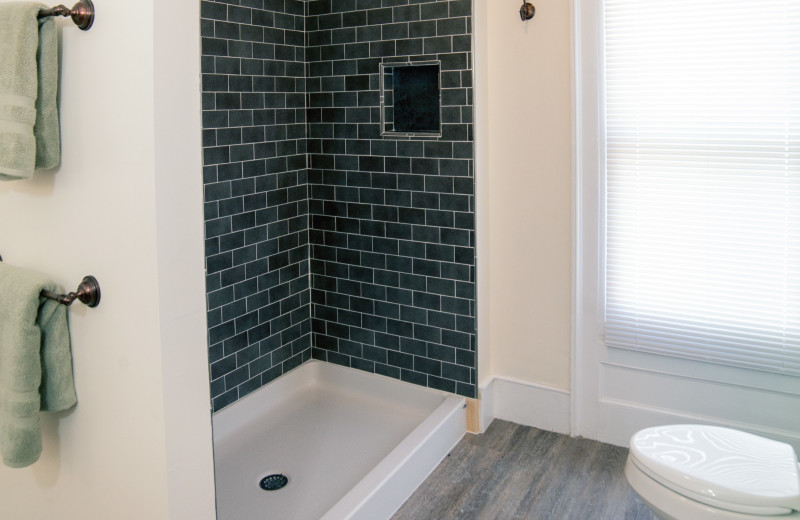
[630,425,800,510]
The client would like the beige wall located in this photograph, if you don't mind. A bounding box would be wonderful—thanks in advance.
[0,1,215,518]
[0,0,572,514]
[476,0,573,390]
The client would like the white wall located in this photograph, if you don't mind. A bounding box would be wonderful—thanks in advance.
[476,0,573,391]
[0,2,215,518]
[154,2,217,518]
[0,0,573,512]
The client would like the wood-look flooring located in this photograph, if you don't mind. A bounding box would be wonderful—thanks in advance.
[392,420,658,520]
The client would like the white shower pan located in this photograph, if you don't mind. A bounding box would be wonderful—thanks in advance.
[212,360,466,520]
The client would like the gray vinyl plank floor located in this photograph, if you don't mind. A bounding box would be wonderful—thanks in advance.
[392,420,657,520]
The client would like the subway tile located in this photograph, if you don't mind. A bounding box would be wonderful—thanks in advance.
[370,40,396,57]
[343,9,367,26]
[437,17,466,35]
[203,0,476,404]
[408,20,436,38]
[453,34,471,52]
[212,388,238,412]
[201,20,216,40]
[449,0,471,17]
[429,375,456,393]
[423,36,451,54]
[414,355,441,376]
[393,4,420,21]
[202,37,228,56]
[420,1,448,20]
[252,9,274,26]
[382,23,409,40]
[350,357,375,372]
[201,1,228,21]
[428,342,455,362]
[356,25,382,42]
[396,38,424,55]
[229,40,254,58]
[400,369,427,387]
[375,362,400,379]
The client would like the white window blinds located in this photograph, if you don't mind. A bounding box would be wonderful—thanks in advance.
[603,0,800,375]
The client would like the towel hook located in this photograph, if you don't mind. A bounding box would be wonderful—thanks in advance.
[38,0,95,31]
[520,0,535,21]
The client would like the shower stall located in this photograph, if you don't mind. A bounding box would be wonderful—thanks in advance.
[200,0,476,516]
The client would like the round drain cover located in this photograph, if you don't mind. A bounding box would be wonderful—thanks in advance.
[259,474,288,491]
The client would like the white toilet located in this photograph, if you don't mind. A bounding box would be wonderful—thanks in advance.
[625,424,800,519]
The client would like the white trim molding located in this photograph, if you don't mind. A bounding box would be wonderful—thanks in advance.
[569,0,800,453]
[479,377,571,435]
[571,0,604,441]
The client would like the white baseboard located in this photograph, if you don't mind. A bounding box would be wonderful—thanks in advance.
[479,377,571,435]
[478,372,800,455]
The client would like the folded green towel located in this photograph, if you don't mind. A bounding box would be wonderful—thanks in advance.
[0,3,60,181]
[0,262,77,468]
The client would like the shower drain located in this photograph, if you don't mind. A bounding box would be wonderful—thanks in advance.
[259,473,288,491]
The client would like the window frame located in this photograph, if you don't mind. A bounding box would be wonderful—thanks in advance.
[570,0,800,445]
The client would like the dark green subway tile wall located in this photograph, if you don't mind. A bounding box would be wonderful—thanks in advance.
[201,0,476,411]
[201,0,311,412]
[306,0,476,397]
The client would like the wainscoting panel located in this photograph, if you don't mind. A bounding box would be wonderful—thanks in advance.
[597,361,800,451]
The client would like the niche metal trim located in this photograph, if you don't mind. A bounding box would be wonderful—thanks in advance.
[379,60,443,138]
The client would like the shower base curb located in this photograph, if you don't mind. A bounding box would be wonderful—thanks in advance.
[213,360,466,520]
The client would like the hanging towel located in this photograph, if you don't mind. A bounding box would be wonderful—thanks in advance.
[0,262,77,468]
[0,3,60,181]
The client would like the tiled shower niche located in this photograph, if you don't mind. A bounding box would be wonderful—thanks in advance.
[201,0,475,411]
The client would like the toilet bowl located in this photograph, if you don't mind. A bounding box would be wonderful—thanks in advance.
[625,425,800,520]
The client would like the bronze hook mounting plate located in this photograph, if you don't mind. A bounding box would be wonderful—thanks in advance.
[70,0,94,31]
[520,2,535,21]
[76,275,101,307]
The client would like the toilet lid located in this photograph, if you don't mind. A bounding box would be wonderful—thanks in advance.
[630,425,800,514]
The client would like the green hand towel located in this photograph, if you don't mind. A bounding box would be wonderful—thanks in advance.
[0,262,77,468]
[0,2,60,181]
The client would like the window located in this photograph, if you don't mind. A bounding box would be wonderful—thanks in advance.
[602,0,800,375]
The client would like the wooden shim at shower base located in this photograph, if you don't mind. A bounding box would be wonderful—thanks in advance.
[466,398,480,434]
